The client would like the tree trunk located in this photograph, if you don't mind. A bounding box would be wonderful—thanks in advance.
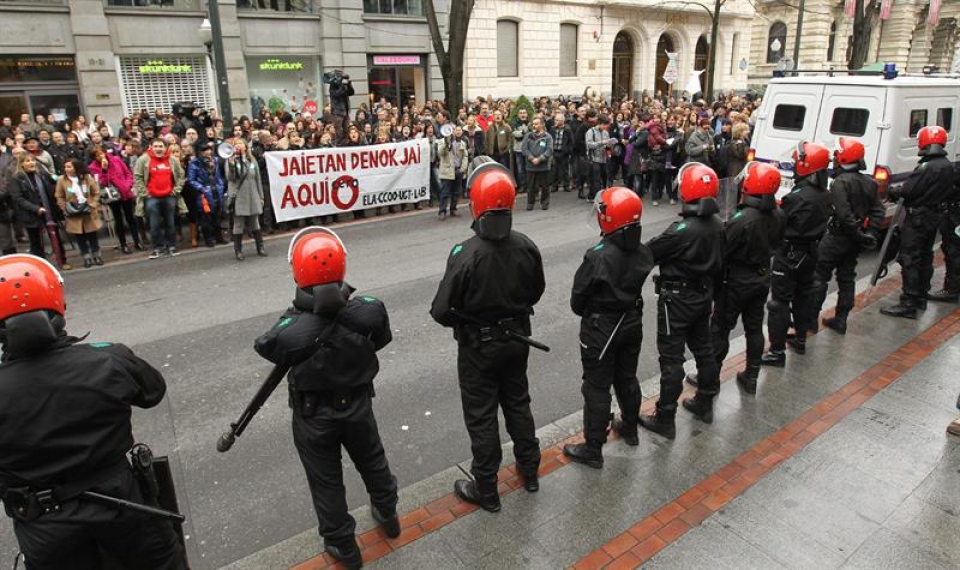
[706,0,723,103]
[848,0,877,70]
[424,0,475,112]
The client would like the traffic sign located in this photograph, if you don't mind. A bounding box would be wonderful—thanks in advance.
[303,100,319,115]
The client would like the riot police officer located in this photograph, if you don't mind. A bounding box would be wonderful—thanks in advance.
[639,163,725,439]
[813,138,884,333]
[882,126,956,318]
[431,159,545,511]
[709,162,786,394]
[255,228,399,569]
[927,138,960,304]
[0,254,185,570]
[761,142,832,366]
[563,187,654,468]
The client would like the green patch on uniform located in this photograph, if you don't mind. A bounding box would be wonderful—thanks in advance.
[732,210,744,219]
[790,188,801,193]
[362,296,378,303]
[90,342,113,349]
[277,316,294,328]
[593,243,605,251]
[676,222,688,231]
[451,244,464,256]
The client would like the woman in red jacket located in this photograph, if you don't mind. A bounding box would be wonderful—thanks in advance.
[89,148,142,254]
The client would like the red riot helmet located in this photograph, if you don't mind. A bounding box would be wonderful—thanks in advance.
[792,141,830,177]
[595,186,642,234]
[466,159,516,219]
[918,125,947,156]
[738,162,781,196]
[833,138,866,167]
[287,227,347,289]
[677,162,719,203]
[0,254,65,322]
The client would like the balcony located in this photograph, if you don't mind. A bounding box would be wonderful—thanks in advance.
[0,0,67,5]
[105,0,202,9]
[236,0,317,12]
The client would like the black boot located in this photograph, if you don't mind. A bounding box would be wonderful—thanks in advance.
[610,417,639,446]
[928,289,960,303]
[736,365,760,395]
[326,539,362,570]
[786,334,806,355]
[371,505,400,539]
[519,471,539,493]
[639,406,676,440]
[760,349,786,367]
[82,253,93,268]
[563,441,604,469]
[682,394,714,424]
[233,235,244,261]
[880,304,917,319]
[454,479,500,512]
[92,250,104,266]
[254,231,268,257]
[822,314,848,334]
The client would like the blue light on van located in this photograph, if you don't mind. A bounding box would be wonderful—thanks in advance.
[883,63,898,79]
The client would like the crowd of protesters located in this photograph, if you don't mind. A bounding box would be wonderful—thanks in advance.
[0,86,760,269]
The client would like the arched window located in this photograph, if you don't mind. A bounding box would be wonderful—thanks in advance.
[827,21,838,61]
[497,20,519,77]
[730,32,740,74]
[767,21,787,63]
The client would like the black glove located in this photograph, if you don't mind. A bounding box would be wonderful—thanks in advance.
[858,230,879,252]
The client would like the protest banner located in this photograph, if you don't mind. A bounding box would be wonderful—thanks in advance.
[266,138,430,222]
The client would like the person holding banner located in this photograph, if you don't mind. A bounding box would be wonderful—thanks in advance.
[225,139,266,261]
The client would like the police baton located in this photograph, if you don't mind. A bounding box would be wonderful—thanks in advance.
[598,313,626,361]
[450,309,550,352]
[80,491,185,523]
[217,364,290,452]
[870,198,905,287]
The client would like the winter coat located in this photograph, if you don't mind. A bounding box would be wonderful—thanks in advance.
[685,129,715,166]
[187,156,226,213]
[226,156,263,217]
[133,152,185,199]
[718,139,749,178]
[10,171,61,228]
[55,174,102,235]
[437,137,469,180]
[329,80,355,117]
[522,130,554,172]
[484,122,513,156]
[88,154,135,201]
[550,125,574,158]
[463,126,485,159]
[511,120,530,153]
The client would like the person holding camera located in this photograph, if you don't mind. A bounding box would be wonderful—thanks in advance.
[225,139,266,261]
[327,72,354,137]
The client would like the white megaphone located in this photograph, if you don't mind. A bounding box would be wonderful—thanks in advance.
[440,123,455,138]
[217,142,235,160]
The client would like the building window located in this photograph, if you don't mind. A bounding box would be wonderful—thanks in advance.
[909,110,927,137]
[237,1,317,13]
[730,33,740,75]
[937,108,953,131]
[829,108,869,136]
[106,0,201,9]
[773,104,806,131]
[497,20,519,78]
[362,0,422,16]
[559,24,578,78]
[827,21,838,62]
[767,21,787,63]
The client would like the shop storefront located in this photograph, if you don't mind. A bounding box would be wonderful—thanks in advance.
[245,55,321,118]
[0,55,82,125]
[117,55,213,115]
[366,54,427,107]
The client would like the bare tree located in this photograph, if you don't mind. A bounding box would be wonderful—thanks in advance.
[848,0,879,70]
[424,0,476,112]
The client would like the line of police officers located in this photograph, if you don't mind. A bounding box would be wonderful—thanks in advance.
[0,127,957,569]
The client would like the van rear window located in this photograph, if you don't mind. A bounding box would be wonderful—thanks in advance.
[829,108,869,136]
[909,110,927,137]
[937,108,953,132]
[773,104,806,131]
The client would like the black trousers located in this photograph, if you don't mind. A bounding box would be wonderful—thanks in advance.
[711,272,769,368]
[814,232,859,319]
[457,340,540,492]
[108,200,141,248]
[580,311,642,445]
[526,170,550,208]
[551,155,570,191]
[767,245,818,350]
[657,287,718,411]
[292,391,398,549]
[12,469,185,570]
[26,226,66,265]
[647,169,667,201]
[898,210,941,306]
[939,210,960,293]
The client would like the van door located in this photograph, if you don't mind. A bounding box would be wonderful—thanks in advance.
[751,83,824,197]
[814,86,886,172]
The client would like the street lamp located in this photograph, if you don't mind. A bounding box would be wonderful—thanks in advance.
[197,9,232,127]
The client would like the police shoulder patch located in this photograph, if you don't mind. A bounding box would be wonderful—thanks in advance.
[451,244,464,256]
[593,242,605,251]
[676,222,688,231]
[277,316,295,329]
[361,296,379,303]
[90,342,113,349]
[732,210,744,219]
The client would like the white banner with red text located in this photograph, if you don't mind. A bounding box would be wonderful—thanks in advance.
[265,138,430,222]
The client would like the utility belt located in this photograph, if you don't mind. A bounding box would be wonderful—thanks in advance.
[943,202,960,215]
[781,240,819,260]
[654,275,710,294]
[584,301,643,316]
[727,263,770,279]
[1,459,129,522]
[455,316,528,347]
[291,384,374,417]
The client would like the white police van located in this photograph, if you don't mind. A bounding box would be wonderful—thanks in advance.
[749,64,960,201]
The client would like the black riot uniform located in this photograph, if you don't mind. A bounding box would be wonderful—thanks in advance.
[0,334,185,570]
[431,229,545,508]
[929,162,960,302]
[813,168,884,332]
[566,232,654,464]
[642,198,725,436]
[882,147,955,317]
[761,176,832,364]
[255,287,398,565]
[710,194,786,390]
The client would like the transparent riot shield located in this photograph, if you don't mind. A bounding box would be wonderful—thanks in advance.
[717,177,741,222]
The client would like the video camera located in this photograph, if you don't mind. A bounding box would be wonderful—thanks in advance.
[322,70,350,85]
[172,101,198,119]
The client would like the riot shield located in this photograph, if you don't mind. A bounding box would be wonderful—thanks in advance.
[717,177,741,222]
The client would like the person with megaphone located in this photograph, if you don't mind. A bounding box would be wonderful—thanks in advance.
[436,123,468,221]
[224,139,266,261]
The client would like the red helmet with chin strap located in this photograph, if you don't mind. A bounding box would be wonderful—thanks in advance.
[792,141,830,177]
[918,125,947,151]
[288,227,347,289]
[0,254,65,322]
[677,162,719,203]
[833,138,865,166]
[596,186,642,234]
[466,161,516,219]
[739,162,781,196]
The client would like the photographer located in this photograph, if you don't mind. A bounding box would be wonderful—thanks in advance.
[327,71,355,137]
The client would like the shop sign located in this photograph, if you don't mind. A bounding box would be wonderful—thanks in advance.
[138,60,193,74]
[373,55,421,66]
[259,59,305,71]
